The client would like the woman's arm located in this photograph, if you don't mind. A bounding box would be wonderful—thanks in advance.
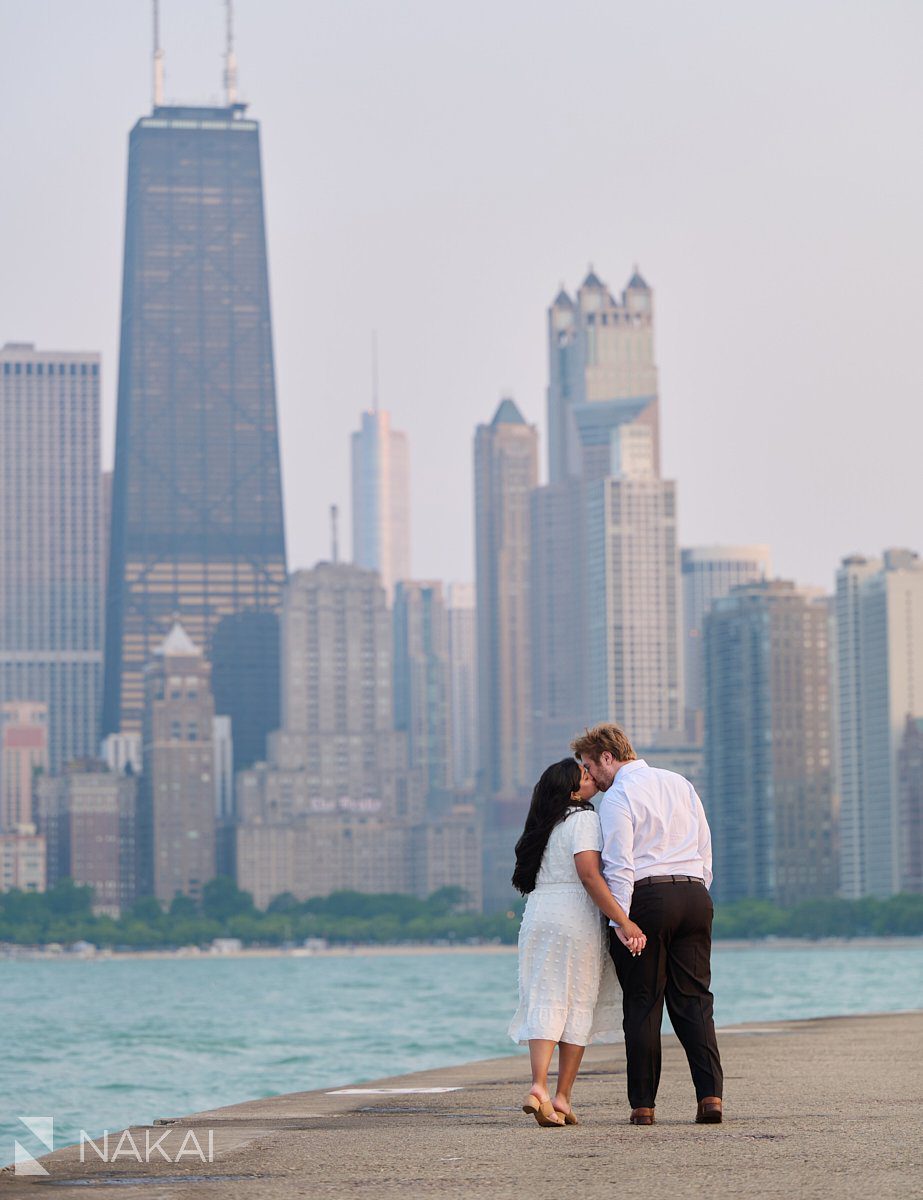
[574,850,646,953]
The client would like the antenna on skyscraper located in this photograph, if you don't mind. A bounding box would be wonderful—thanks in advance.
[371,331,379,414]
[330,505,340,563]
[152,0,165,108]
[224,0,238,106]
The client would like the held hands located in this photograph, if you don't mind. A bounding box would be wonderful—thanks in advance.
[616,921,646,957]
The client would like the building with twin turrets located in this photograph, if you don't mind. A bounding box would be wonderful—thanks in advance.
[531,268,683,765]
[547,269,659,484]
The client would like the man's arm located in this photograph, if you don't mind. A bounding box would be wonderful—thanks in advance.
[598,790,634,918]
[693,787,713,890]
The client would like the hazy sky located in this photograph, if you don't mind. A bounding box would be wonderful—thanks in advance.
[1,0,921,588]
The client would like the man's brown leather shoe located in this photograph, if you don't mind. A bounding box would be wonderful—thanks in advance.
[695,1096,723,1124]
[630,1107,655,1126]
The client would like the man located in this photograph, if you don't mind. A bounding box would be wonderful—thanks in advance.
[571,722,723,1126]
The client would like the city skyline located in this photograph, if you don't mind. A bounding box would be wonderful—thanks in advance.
[2,2,921,589]
[1,4,922,916]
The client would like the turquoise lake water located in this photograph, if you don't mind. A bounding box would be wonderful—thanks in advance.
[2,942,922,1165]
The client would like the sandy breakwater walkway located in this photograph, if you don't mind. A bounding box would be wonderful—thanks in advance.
[1,1011,920,1199]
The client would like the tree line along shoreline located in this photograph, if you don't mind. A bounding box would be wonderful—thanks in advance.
[1,879,922,949]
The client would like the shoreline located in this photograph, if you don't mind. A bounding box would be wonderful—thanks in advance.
[3,1011,921,1198]
[2,934,922,961]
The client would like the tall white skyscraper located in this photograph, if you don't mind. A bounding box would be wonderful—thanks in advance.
[836,549,923,898]
[585,443,683,745]
[682,546,772,726]
[351,409,410,598]
[533,269,682,750]
[475,399,538,796]
[446,583,477,791]
[0,343,103,772]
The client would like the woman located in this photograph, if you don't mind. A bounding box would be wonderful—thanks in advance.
[508,758,646,1127]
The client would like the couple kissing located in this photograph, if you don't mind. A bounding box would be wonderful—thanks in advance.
[509,722,723,1128]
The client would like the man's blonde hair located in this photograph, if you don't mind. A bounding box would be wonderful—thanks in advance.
[570,723,636,764]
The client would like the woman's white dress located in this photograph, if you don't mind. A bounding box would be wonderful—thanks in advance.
[508,806,620,1046]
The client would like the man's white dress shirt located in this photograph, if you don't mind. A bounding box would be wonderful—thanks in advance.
[597,759,713,922]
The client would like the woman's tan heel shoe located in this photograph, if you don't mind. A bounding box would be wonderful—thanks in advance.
[522,1094,565,1127]
[560,1108,579,1126]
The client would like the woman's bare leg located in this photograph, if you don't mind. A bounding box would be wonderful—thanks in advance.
[527,1039,558,1102]
[553,1041,586,1114]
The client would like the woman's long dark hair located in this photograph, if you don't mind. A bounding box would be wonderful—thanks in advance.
[511,759,592,895]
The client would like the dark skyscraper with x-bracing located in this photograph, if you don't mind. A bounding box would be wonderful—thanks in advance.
[103,86,287,770]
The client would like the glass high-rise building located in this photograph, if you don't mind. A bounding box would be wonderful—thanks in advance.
[393,580,451,801]
[835,550,923,898]
[0,344,103,774]
[103,102,287,747]
[704,580,836,905]
[351,409,410,599]
[681,545,771,727]
[474,398,538,796]
[446,582,477,791]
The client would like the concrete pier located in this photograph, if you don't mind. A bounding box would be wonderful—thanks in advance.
[1,1011,920,1198]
